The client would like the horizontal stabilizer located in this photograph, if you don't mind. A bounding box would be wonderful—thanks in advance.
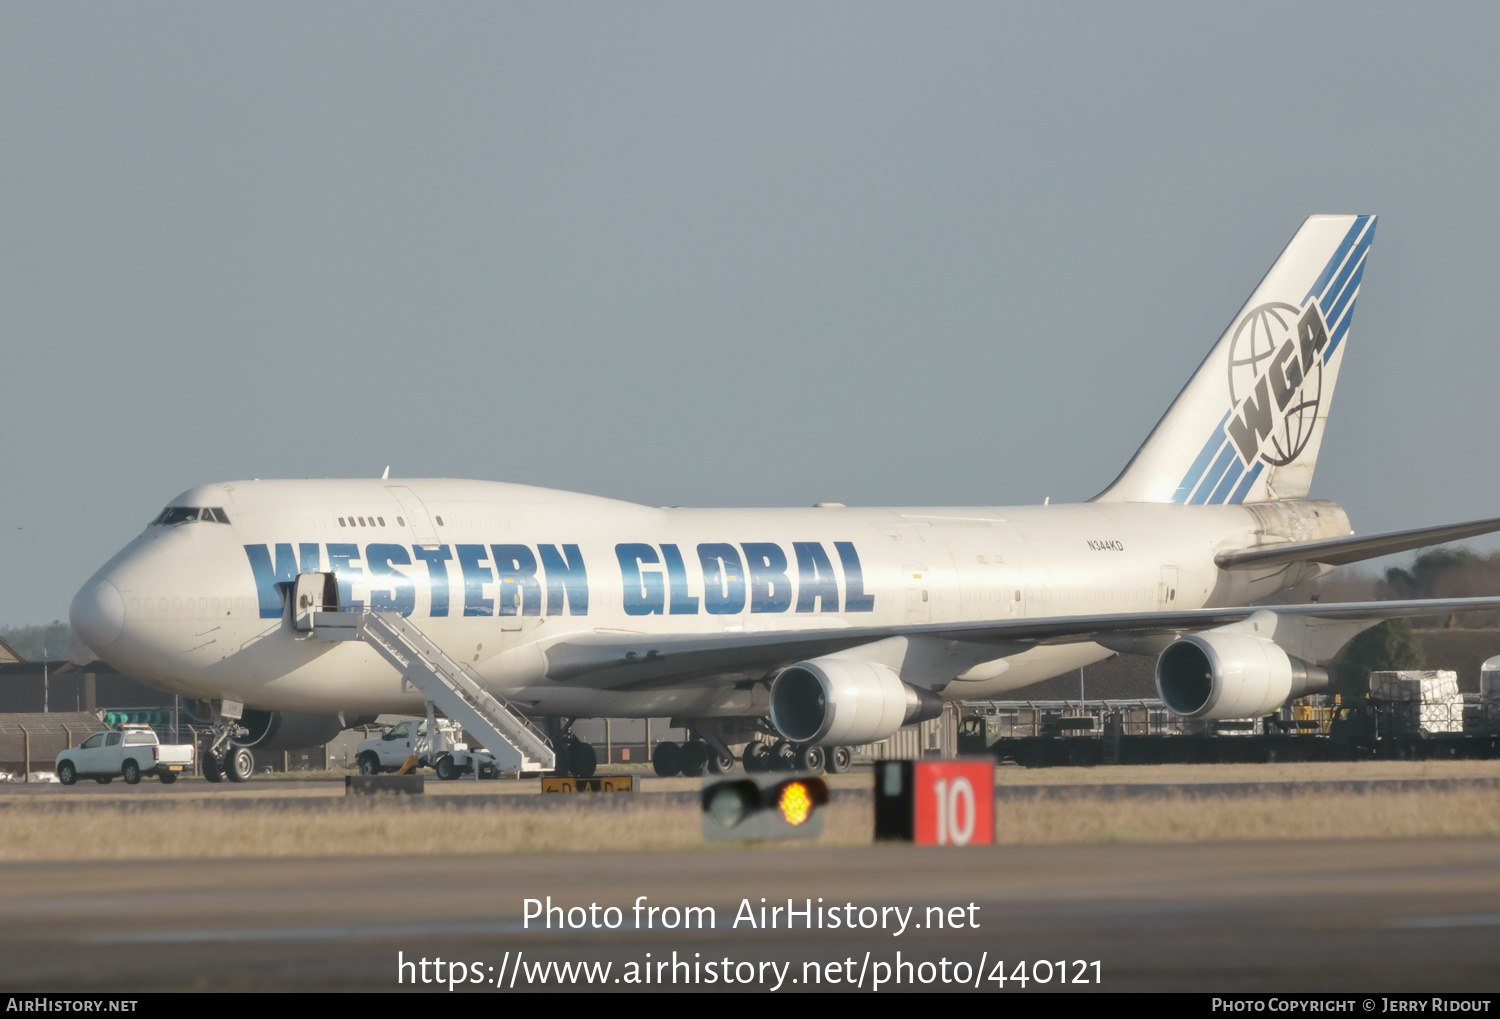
[1215,516,1500,570]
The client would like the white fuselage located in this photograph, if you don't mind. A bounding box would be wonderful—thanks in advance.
[72,479,1350,718]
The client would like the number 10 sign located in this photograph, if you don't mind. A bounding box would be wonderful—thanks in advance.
[874,759,995,845]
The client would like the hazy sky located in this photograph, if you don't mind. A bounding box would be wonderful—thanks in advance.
[3,3,1499,624]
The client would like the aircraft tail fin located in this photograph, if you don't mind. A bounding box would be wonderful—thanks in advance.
[1093,214,1375,505]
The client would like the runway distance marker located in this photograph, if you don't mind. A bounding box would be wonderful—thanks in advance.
[875,760,994,845]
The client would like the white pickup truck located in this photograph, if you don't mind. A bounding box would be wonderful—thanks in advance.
[55,724,196,785]
[356,719,499,780]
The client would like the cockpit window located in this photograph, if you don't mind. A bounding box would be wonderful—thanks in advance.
[152,506,231,526]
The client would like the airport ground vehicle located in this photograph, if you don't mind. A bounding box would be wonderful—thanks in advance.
[54,724,195,785]
[355,718,505,780]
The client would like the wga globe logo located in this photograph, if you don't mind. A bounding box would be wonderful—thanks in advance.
[1224,300,1330,467]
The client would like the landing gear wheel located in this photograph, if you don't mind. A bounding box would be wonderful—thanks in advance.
[678,741,709,777]
[202,751,225,783]
[771,739,797,771]
[827,746,853,774]
[94,776,113,785]
[357,752,381,777]
[225,747,255,782]
[794,744,825,773]
[435,754,459,781]
[707,749,736,775]
[57,762,77,786]
[742,741,770,773]
[567,739,597,779]
[122,760,141,785]
[552,742,574,778]
[652,741,682,777]
[158,771,178,785]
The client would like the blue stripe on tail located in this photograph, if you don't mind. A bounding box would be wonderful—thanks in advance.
[1305,215,1370,305]
[1171,412,1232,504]
[1189,444,1239,505]
[1228,461,1264,503]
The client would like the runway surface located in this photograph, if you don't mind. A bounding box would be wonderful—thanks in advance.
[2,838,1499,992]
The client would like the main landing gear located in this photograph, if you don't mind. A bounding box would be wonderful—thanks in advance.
[742,739,839,774]
[651,737,851,776]
[652,737,737,777]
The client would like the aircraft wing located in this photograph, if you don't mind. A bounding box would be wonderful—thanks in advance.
[542,596,1500,689]
[1215,516,1500,570]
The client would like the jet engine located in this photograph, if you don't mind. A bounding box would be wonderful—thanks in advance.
[769,658,943,746]
[234,710,346,752]
[1155,631,1328,720]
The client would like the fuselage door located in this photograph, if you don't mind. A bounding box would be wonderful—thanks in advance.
[293,572,338,631]
[388,486,439,543]
[905,565,931,623]
[1158,564,1179,610]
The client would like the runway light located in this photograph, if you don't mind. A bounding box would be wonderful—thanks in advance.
[708,781,755,828]
[778,781,812,826]
[701,774,828,841]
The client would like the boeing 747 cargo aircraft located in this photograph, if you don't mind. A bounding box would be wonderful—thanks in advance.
[68,215,1500,781]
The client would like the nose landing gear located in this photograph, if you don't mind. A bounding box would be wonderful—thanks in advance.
[200,701,254,783]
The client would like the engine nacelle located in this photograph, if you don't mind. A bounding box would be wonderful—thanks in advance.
[1156,631,1328,720]
[234,710,345,751]
[769,658,943,746]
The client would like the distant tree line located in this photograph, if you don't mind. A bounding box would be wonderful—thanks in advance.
[1272,547,1500,628]
[1379,548,1500,628]
[0,621,84,662]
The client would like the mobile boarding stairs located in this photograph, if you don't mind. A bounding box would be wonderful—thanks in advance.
[291,575,555,774]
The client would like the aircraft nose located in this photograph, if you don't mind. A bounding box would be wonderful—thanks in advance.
[71,578,126,654]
